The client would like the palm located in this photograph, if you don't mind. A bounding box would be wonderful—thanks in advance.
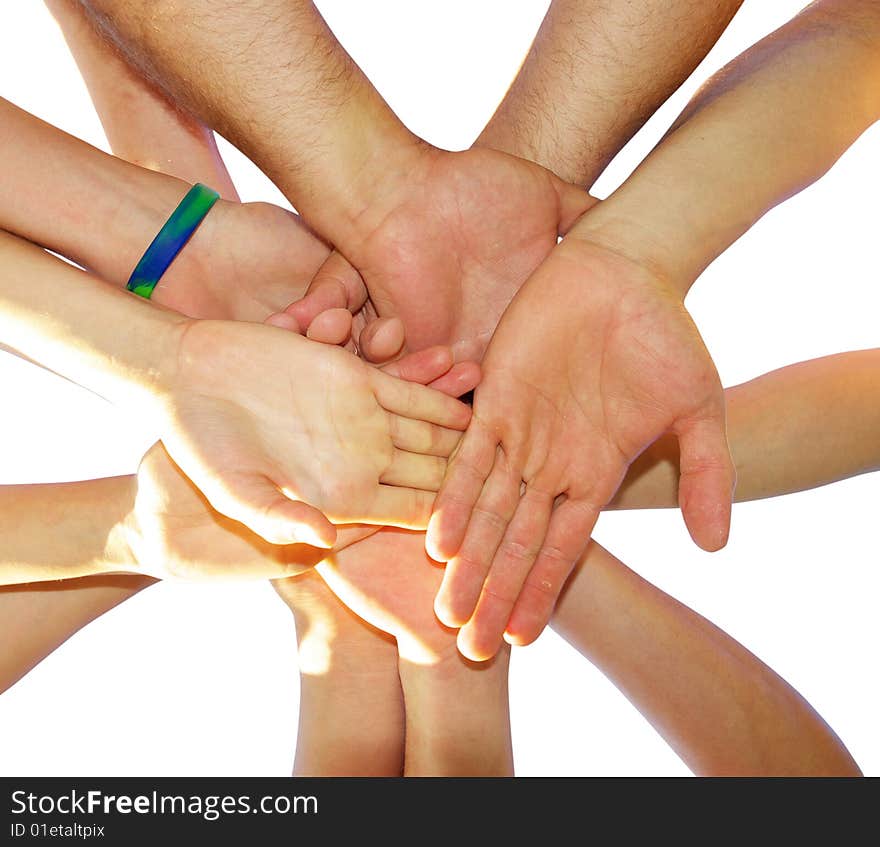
[313,528,457,664]
[348,147,590,361]
[160,320,467,545]
[431,237,735,659]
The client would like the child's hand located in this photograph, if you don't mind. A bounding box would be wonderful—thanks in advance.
[154,319,472,548]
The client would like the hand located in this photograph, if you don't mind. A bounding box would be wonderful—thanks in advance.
[428,236,735,660]
[294,527,463,666]
[152,200,331,321]
[274,147,594,361]
[129,442,374,580]
[155,319,472,547]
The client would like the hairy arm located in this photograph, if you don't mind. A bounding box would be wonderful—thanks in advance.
[80,0,425,246]
[477,0,743,185]
[570,0,880,291]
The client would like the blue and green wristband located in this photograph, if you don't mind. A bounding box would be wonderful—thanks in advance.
[126,183,220,299]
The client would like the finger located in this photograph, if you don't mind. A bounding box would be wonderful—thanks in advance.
[549,173,597,234]
[434,450,523,628]
[503,497,597,646]
[372,370,472,429]
[358,316,406,363]
[283,250,366,333]
[305,307,353,346]
[205,472,337,548]
[425,424,497,563]
[456,487,554,660]
[264,311,303,333]
[382,345,454,384]
[358,485,436,529]
[388,414,462,457]
[380,449,447,491]
[428,361,481,398]
[675,412,736,552]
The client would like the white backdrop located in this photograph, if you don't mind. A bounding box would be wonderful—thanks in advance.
[0,1,877,776]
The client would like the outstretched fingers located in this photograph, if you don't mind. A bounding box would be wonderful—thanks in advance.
[503,497,597,646]
[456,485,555,660]
[425,423,498,563]
[371,369,471,430]
[674,410,736,552]
[433,448,522,627]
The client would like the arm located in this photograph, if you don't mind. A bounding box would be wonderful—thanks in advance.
[552,542,861,776]
[0,230,470,545]
[398,650,513,776]
[477,0,744,186]
[429,0,880,659]
[612,349,880,509]
[80,0,423,248]
[571,0,880,290]
[45,0,238,200]
[307,528,514,776]
[0,476,137,584]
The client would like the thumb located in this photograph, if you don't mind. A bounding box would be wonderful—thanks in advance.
[675,412,736,552]
[209,473,338,548]
[268,249,366,334]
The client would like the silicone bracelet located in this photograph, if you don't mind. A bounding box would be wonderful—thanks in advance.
[126,183,220,299]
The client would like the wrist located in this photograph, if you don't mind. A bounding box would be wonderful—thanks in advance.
[286,103,437,250]
[565,204,700,300]
[78,153,196,288]
[104,475,143,577]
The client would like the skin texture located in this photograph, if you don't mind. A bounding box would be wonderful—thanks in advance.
[428,0,880,659]
[1,0,872,776]
[0,231,472,548]
[476,0,744,187]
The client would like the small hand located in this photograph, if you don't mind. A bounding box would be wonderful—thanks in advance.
[157,319,472,548]
[132,333,479,580]
[428,236,735,660]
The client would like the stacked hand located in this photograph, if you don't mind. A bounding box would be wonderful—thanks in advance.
[427,236,734,659]
[289,166,734,662]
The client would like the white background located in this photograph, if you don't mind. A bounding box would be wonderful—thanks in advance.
[0,1,877,776]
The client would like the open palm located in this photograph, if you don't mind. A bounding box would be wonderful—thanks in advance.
[429,236,735,660]
[286,147,593,362]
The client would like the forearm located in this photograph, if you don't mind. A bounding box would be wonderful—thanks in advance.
[552,542,861,775]
[0,575,154,691]
[398,650,513,776]
[275,575,405,776]
[0,476,137,585]
[81,0,426,246]
[610,349,880,509]
[477,0,743,186]
[570,0,880,291]
[46,0,239,201]
[0,97,192,282]
[0,230,185,413]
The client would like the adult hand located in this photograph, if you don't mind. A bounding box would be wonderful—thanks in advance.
[271,147,594,362]
[428,236,735,660]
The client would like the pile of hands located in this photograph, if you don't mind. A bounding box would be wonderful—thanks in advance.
[131,140,735,663]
